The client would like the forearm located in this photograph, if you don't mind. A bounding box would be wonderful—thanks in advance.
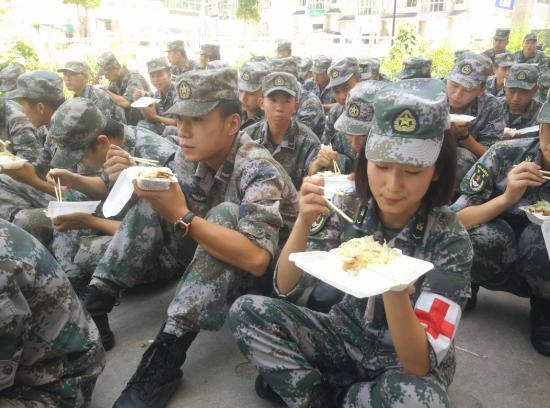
[383,291,430,376]
[71,174,108,199]
[276,217,310,295]
[154,115,177,126]
[107,91,131,109]
[462,135,487,158]
[457,194,510,229]
[84,215,120,235]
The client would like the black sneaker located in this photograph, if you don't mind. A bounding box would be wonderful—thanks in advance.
[114,331,197,408]
[254,375,284,405]
[92,314,115,351]
[82,285,118,351]
[464,284,479,311]
[530,297,550,357]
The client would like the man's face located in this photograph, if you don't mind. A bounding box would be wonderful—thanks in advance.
[505,87,537,114]
[239,89,263,113]
[494,66,511,83]
[540,123,550,163]
[262,91,297,127]
[523,40,537,56]
[63,71,88,95]
[199,55,209,69]
[105,67,120,82]
[167,50,179,65]
[149,69,171,93]
[332,76,358,106]
[81,135,110,171]
[277,50,291,58]
[493,38,508,53]
[346,134,367,154]
[18,99,50,128]
[446,80,484,110]
[313,71,329,88]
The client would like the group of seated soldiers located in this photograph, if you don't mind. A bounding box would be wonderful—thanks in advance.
[0,28,548,408]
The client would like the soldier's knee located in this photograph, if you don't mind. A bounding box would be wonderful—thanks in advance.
[470,218,515,249]
[229,295,256,330]
[205,202,239,226]
[379,372,449,408]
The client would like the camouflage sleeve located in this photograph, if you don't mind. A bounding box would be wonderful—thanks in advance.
[470,96,506,147]
[5,102,41,165]
[34,132,54,178]
[237,159,285,257]
[122,75,149,103]
[97,89,127,124]
[297,94,324,133]
[321,107,337,145]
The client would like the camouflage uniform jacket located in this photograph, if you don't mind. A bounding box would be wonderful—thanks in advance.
[452,137,547,216]
[171,61,198,80]
[243,117,321,190]
[107,67,151,126]
[303,78,335,105]
[172,131,298,255]
[322,103,344,145]
[297,88,325,137]
[279,195,472,383]
[514,50,547,65]
[0,98,40,165]
[34,126,56,178]
[240,108,264,131]
[482,49,507,64]
[459,92,506,148]
[486,76,505,98]
[153,82,179,119]
[81,84,126,124]
[500,98,542,130]
[0,219,105,407]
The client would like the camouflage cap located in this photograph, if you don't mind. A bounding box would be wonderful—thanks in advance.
[454,49,474,63]
[166,67,238,117]
[49,98,107,169]
[366,78,449,168]
[494,52,515,68]
[524,33,538,43]
[200,44,220,60]
[334,80,388,136]
[299,58,313,75]
[0,62,25,92]
[5,70,64,102]
[506,63,539,90]
[537,88,550,124]
[358,58,380,80]
[396,56,432,80]
[447,54,491,90]
[535,70,550,104]
[207,60,231,70]
[312,56,332,74]
[146,57,170,73]
[262,72,298,98]
[327,57,359,89]
[238,61,269,93]
[250,55,267,62]
[268,57,299,78]
[166,40,187,53]
[57,60,90,75]
[276,40,291,53]
[494,28,511,40]
[97,51,120,76]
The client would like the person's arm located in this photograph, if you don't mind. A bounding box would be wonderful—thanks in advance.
[461,135,487,158]
[47,169,107,199]
[52,213,121,235]
[6,102,41,165]
[2,163,55,195]
[140,105,177,126]
[323,102,337,112]
[105,90,132,109]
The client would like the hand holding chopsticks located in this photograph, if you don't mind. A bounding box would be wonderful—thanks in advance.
[53,177,63,202]
[129,156,160,166]
[512,164,550,181]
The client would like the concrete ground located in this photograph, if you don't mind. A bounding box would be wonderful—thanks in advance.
[91,284,550,408]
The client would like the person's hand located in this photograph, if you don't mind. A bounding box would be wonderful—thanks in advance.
[503,161,545,206]
[140,104,158,121]
[133,89,146,100]
[310,146,339,174]
[132,180,188,224]
[104,144,136,184]
[46,168,79,194]
[2,162,40,185]
[448,122,471,141]
[297,176,329,227]
[52,212,92,232]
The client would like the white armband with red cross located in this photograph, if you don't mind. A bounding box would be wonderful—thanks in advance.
[414,291,462,364]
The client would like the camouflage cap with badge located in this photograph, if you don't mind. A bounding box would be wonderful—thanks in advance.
[494,28,511,40]
[146,57,170,74]
[49,97,107,169]
[535,70,550,105]
[200,44,221,60]
[358,58,381,81]
[494,52,515,68]
[537,88,550,124]
[166,67,238,117]
[334,80,388,136]
[262,72,299,98]
[268,57,299,79]
[396,56,432,80]
[238,61,269,93]
[5,70,64,102]
[524,33,538,43]
[327,57,359,89]
[312,56,332,75]
[0,62,25,93]
[57,61,91,75]
[447,54,491,90]
[97,51,120,76]
[299,58,312,78]
[506,63,539,90]
[166,40,187,54]
[366,78,449,168]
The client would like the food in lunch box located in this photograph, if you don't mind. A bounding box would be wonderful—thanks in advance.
[337,236,399,275]
[527,200,550,216]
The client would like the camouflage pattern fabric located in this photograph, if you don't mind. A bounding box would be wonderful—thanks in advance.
[396,56,432,79]
[0,62,25,93]
[238,61,269,93]
[170,60,197,79]
[107,67,151,126]
[326,58,359,90]
[243,117,320,190]
[514,50,547,65]
[486,76,505,98]
[81,84,126,124]
[303,77,335,105]
[534,70,550,105]
[0,219,105,408]
[538,84,550,123]
[322,103,355,174]
[137,81,178,134]
[240,108,264,130]
[0,98,41,164]
[296,86,325,137]
[5,71,65,103]
[200,44,220,61]
[146,57,170,73]
[501,98,542,132]
[506,63,539,90]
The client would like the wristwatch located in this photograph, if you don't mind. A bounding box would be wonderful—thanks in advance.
[174,211,195,237]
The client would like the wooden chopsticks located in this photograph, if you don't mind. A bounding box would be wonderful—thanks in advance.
[130,156,159,166]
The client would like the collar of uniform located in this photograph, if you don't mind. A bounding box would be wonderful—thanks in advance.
[262,117,297,150]
[214,132,239,184]
[513,138,541,165]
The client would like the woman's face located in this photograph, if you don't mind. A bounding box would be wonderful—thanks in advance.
[367,161,438,221]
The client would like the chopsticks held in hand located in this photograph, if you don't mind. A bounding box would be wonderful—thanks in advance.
[512,165,550,180]
[130,156,159,166]
[324,196,354,223]
[54,178,63,203]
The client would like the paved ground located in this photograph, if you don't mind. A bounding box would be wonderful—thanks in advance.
[91,284,550,408]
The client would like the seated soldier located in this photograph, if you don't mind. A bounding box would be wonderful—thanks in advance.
[446,54,506,186]
[514,33,547,65]
[165,40,197,79]
[303,55,335,111]
[96,51,151,126]
[230,79,472,408]
[299,57,313,84]
[358,58,391,82]
[197,44,220,69]
[535,69,550,105]
[0,219,105,407]
[243,71,320,190]
[396,56,432,80]
[486,52,515,98]
[276,40,292,58]
[72,68,298,408]
[482,28,511,64]
[135,57,178,135]
[58,60,126,123]
[0,61,25,93]
[238,61,268,129]
[501,64,541,138]
[450,90,550,357]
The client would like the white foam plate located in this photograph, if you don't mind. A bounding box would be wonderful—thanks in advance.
[450,114,476,124]
[46,201,101,218]
[0,155,27,170]
[289,249,434,298]
[520,206,550,226]
[131,97,160,108]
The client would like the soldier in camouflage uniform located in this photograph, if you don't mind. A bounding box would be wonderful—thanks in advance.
[486,52,515,98]
[0,219,105,408]
[482,28,511,64]
[276,40,292,58]
[135,57,178,135]
[165,40,197,79]
[238,61,268,130]
[535,69,550,105]
[58,60,126,124]
[450,90,550,357]
[358,58,391,82]
[198,44,221,69]
[303,56,335,109]
[96,51,151,126]
[396,56,432,80]
[243,71,320,190]
[446,54,506,187]
[0,61,25,93]
[501,64,541,137]
[230,78,472,408]
[0,96,40,165]
[299,57,313,84]
[514,33,547,65]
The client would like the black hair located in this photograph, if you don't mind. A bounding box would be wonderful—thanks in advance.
[86,118,125,150]
[218,98,242,119]
[354,132,457,209]
[25,97,66,111]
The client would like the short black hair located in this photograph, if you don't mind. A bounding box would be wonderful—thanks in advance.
[86,118,125,150]
[24,97,66,111]
[354,132,457,209]
[218,98,242,119]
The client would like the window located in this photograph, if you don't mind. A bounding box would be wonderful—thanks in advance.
[298,0,306,6]
[163,0,201,11]
[308,0,324,10]
[358,0,378,15]
[406,0,418,6]
[421,0,445,12]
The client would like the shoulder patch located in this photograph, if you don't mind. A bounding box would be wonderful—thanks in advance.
[466,163,490,194]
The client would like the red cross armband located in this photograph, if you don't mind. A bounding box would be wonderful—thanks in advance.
[414,292,462,364]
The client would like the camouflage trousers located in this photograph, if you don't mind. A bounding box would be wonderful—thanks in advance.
[0,174,53,246]
[469,218,550,299]
[229,295,450,408]
[456,147,477,188]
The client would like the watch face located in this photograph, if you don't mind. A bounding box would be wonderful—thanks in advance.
[174,219,189,235]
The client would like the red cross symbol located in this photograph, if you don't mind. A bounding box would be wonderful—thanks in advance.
[415,298,456,339]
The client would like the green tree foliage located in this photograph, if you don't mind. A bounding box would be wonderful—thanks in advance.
[236,0,260,23]
[0,39,39,71]
[62,0,101,9]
